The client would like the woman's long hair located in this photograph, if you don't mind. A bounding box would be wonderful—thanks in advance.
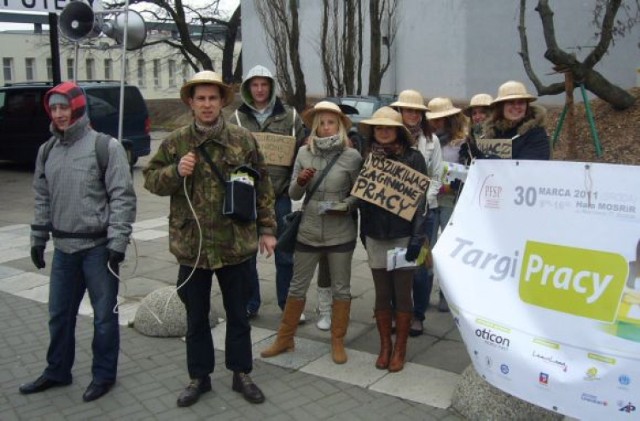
[308,111,350,154]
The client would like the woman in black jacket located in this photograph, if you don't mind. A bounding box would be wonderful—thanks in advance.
[358,106,428,373]
[481,80,551,160]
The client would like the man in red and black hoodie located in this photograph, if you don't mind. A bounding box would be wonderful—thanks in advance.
[18,81,136,402]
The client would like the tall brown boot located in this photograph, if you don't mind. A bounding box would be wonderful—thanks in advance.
[374,309,393,369]
[260,298,305,358]
[330,300,351,364]
[388,311,411,372]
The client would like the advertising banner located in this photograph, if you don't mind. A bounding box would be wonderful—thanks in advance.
[432,160,640,419]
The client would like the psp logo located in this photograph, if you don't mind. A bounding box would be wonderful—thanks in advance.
[619,402,636,413]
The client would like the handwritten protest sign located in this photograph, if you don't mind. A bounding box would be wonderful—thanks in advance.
[477,138,513,159]
[253,132,297,166]
[351,154,430,221]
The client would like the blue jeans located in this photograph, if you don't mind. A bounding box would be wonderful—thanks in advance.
[274,195,294,310]
[44,245,119,385]
[412,208,437,321]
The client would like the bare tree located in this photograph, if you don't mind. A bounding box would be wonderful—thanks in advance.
[109,0,241,80]
[202,5,242,83]
[518,0,636,110]
[254,0,307,112]
[368,0,398,96]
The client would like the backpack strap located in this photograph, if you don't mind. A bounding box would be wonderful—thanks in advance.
[40,137,58,170]
[234,110,243,128]
[94,133,111,180]
[292,108,297,137]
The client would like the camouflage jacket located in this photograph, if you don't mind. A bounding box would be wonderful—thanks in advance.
[143,120,277,269]
[229,98,305,197]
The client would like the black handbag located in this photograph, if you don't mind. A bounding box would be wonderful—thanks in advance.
[276,153,341,253]
[197,145,259,222]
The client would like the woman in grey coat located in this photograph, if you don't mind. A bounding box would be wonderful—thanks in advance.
[261,101,362,364]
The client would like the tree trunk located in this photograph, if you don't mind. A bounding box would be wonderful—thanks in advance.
[288,0,307,111]
[368,0,382,95]
[221,5,241,83]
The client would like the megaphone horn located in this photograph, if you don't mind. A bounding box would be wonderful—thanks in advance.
[59,0,102,41]
[103,10,147,51]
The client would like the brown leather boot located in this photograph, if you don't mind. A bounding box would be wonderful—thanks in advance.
[260,298,305,358]
[330,300,351,364]
[388,311,412,372]
[374,309,393,369]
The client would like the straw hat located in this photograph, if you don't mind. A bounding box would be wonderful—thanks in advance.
[390,89,429,111]
[359,106,412,140]
[425,97,462,120]
[463,93,493,116]
[302,101,352,130]
[180,70,234,107]
[491,81,536,105]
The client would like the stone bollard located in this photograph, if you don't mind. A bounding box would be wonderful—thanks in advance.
[133,286,218,337]
[451,365,564,421]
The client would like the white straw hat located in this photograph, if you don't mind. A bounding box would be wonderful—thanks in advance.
[425,97,462,120]
[302,101,352,130]
[359,106,412,140]
[180,70,234,107]
[491,81,536,105]
[464,93,493,116]
[391,89,429,111]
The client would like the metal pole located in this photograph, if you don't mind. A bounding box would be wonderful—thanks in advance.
[117,0,130,144]
[48,13,61,85]
[579,83,603,157]
[73,42,79,82]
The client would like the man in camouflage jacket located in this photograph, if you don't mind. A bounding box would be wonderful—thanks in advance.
[143,71,276,408]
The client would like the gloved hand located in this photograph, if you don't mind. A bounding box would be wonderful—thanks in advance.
[297,168,316,186]
[405,244,421,262]
[450,178,462,192]
[30,246,46,269]
[108,249,125,273]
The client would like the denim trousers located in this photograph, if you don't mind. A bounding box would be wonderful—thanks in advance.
[412,208,437,321]
[274,195,294,309]
[177,260,253,379]
[44,244,119,385]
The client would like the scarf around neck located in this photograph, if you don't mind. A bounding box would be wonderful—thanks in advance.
[312,134,343,155]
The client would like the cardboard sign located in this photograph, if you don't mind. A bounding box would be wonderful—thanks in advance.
[476,138,513,159]
[253,132,297,167]
[351,154,430,221]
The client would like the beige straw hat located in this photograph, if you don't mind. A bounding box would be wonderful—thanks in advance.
[390,89,429,111]
[180,70,234,107]
[491,81,537,105]
[463,93,493,116]
[359,106,412,140]
[425,97,462,120]
[302,101,352,130]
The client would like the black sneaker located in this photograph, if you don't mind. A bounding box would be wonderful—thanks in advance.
[177,376,212,407]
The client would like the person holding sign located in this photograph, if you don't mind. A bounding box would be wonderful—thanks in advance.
[391,90,443,336]
[357,106,429,372]
[229,65,305,320]
[480,80,550,160]
[261,101,362,364]
[426,97,469,312]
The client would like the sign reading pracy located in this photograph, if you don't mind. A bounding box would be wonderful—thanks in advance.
[351,154,429,221]
[476,138,512,159]
[252,132,296,167]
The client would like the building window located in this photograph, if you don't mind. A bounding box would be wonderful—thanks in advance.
[46,58,53,80]
[137,58,146,87]
[86,58,95,80]
[168,59,176,87]
[153,59,161,88]
[104,58,112,80]
[66,58,74,80]
[25,58,36,81]
[3,57,14,82]
[182,60,190,83]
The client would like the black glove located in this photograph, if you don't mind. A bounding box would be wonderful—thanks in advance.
[31,246,46,269]
[450,178,462,192]
[108,249,125,272]
[405,244,421,262]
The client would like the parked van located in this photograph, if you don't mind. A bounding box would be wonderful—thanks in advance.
[0,81,151,165]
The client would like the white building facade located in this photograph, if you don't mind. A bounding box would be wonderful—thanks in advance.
[0,28,239,100]
[241,0,639,104]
